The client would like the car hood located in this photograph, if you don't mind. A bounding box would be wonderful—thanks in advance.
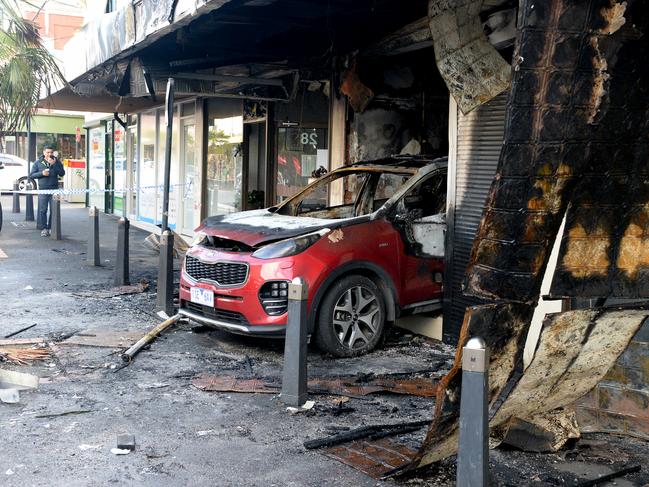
[197,209,349,247]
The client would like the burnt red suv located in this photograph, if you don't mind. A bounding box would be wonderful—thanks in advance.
[179,156,447,357]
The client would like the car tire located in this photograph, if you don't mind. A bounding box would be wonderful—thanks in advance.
[17,177,36,191]
[315,275,386,357]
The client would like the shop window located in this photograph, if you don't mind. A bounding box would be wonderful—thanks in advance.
[276,126,328,204]
[207,115,243,216]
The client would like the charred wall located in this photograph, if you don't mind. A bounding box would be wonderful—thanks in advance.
[465,0,649,304]
[345,50,449,163]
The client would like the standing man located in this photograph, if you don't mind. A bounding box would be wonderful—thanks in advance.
[30,144,65,236]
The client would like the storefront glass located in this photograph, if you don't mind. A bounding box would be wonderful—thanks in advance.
[206,99,243,216]
[181,122,196,233]
[276,126,328,203]
[138,111,156,223]
[113,124,127,216]
[36,133,86,160]
[88,125,105,211]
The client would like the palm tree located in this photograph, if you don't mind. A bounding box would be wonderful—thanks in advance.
[0,0,66,152]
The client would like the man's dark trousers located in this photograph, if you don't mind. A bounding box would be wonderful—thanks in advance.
[37,193,53,230]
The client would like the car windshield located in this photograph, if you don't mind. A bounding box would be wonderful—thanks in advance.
[275,167,415,219]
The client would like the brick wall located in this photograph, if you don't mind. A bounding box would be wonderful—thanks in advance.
[574,319,649,439]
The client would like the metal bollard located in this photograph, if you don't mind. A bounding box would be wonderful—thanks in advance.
[281,277,308,407]
[12,182,20,213]
[88,206,100,266]
[114,217,130,286]
[50,196,62,240]
[156,230,174,316]
[457,337,489,487]
[25,193,34,221]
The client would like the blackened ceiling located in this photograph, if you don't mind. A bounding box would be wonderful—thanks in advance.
[135,0,430,75]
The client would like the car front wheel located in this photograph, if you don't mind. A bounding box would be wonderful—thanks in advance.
[17,177,36,191]
[315,275,386,357]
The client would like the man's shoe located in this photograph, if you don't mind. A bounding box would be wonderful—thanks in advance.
[46,229,51,236]
[41,229,48,237]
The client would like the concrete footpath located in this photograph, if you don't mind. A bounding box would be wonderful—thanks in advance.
[1,196,648,487]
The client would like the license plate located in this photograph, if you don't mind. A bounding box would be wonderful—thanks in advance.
[190,287,214,306]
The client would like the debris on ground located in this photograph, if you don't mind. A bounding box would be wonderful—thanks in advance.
[71,279,149,299]
[304,420,430,450]
[324,437,418,479]
[144,231,189,257]
[121,314,181,363]
[0,347,50,365]
[110,448,131,456]
[0,337,46,347]
[60,330,144,348]
[287,400,315,415]
[576,464,641,487]
[0,388,20,404]
[3,323,37,338]
[0,368,39,390]
[117,434,136,451]
[34,410,93,418]
[192,373,439,398]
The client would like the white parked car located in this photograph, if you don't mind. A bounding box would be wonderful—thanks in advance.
[0,154,36,191]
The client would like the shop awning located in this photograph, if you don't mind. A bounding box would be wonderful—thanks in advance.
[42,0,433,113]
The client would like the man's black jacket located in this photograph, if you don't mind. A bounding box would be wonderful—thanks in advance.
[30,156,65,190]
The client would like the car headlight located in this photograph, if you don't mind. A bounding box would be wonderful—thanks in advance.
[252,229,330,259]
[191,231,208,246]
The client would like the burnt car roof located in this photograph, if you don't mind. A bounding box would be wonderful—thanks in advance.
[351,154,447,168]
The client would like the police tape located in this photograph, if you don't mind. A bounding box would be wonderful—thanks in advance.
[14,181,193,196]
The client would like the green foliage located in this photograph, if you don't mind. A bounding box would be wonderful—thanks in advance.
[0,0,66,145]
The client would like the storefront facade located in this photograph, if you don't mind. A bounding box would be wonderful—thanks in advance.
[5,113,85,163]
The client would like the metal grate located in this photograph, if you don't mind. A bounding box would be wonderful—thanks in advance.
[185,256,248,286]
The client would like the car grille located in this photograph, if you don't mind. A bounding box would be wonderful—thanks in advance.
[185,256,248,286]
[183,301,249,325]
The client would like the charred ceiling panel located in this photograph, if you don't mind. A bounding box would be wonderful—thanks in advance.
[464,0,646,304]
[427,0,511,114]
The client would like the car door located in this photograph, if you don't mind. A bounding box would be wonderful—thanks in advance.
[387,171,447,307]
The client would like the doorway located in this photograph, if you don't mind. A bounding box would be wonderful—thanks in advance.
[242,121,267,210]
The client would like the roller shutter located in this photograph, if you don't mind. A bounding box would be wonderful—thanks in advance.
[443,93,507,340]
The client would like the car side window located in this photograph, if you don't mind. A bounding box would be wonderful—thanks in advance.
[370,173,411,211]
[397,173,446,219]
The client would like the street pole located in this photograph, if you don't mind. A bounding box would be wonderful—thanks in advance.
[457,336,489,487]
[161,78,174,233]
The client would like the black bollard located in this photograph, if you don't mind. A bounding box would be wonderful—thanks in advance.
[457,337,490,487]
[156,230,174,316]
[12,182,20,214]
[50,196,62,240]
[88,206,100,266]
[281,277,308,407]
[25,193,34,221]
[114,217,130,286]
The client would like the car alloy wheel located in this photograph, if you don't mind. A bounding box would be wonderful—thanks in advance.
[315,274,386,357]
[332,285,381,350]
[18,177,35,191]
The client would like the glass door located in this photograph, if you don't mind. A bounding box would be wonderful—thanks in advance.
[180,121,196,234]
[88,124,106,212]
[126,124,138,219]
